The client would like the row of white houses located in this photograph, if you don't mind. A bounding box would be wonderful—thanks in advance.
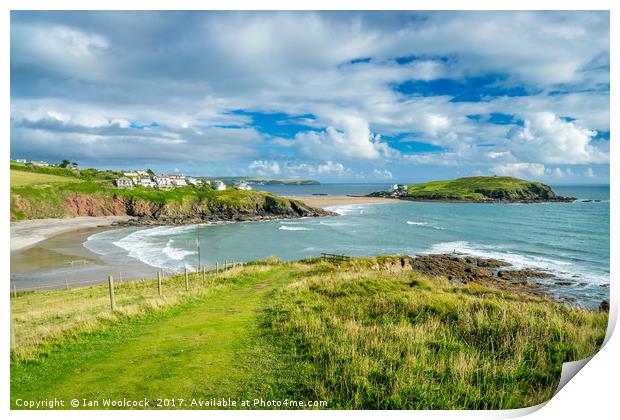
[115,171,233,191]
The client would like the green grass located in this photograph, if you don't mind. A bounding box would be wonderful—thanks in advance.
[10,170,84,187]
[10,257,607,409]
[405,176,558,201]
[10,166,309,221]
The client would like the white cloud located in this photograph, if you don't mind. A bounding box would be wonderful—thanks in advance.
[372,169,393,179]
[492,162,546,178]
[317,161,345,175]
[248,160,281,176]
[295,115,393,160]
[506,112,608,164]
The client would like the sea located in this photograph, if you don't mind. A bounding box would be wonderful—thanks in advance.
[81,183,611,309]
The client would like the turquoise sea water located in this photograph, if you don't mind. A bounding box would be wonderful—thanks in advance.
[84,184,609,308]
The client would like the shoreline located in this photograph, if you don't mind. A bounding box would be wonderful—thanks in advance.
[10,216,135,252]
[295,195,398,208]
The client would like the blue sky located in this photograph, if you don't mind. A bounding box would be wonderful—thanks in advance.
[10,11,610,183]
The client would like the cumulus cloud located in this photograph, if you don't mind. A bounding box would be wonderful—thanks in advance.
[248,160,281,176]
[506,112,608,164]
[295,116,393,160]
[492,162,546,178]
[9,11,609,180]
[372,169,393,179]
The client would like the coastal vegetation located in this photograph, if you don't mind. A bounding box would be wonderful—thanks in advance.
[10,164,329,221]
[11,256,607,409]
[370,176,573,202]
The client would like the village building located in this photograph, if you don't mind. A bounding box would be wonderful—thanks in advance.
[172,178,188,187]
[134,178,156,188]
[14,159,27,163]
[154,176,174,189]
[186,177,201,186]
[212,180,226,191]
[32,161,50,167]
[123,171,139,177]
[115,177,134,188]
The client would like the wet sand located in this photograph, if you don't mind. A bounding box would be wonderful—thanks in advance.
[10,225,154,291]
[297,195,397,208]
[11,216,134,252]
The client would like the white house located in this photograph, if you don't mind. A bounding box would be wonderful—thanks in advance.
[123,171,139,177]
[154,176,174,189]
[115,177,134,188]
[136,170,149,177]
[173,178,188,187]
[14,159,27,163]
[186,177,201,186]
[234,181,252,191]
[212,180,226,191]
[135,178,156,188]
[32,161,50,167]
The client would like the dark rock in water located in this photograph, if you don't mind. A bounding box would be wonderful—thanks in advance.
[599,300,610,312]
[582,199,593,203]
[555,281,576,286]
[578,282,588,287]
[600,284,610,288]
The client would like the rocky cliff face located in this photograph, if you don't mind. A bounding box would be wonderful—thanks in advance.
[11,191,334,223]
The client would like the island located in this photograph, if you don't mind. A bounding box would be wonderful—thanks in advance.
[368,176,575,203]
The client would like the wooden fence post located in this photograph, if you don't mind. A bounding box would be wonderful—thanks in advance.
[202,266,206,284]
[65,277,69,290]
[108,275,116,311]
[185,267,189,291]
[157,271,162,296]
[12,283,16,298]
[215,261,219,274]
[10,313,16,350]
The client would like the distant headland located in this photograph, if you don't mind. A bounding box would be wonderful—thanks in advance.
[368,176,576,203]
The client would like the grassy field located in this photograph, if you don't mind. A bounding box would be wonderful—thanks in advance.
[405,176,558,201]
[10,170,85,187]
[10,257,607,410]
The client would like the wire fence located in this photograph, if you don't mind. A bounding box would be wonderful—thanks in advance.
[10,259,244,296]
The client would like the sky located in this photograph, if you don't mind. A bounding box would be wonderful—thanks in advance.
[10,11,610,184]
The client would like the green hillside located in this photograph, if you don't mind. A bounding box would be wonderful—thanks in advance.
[10,165,328,221]
[10,256,606,409]
[404,176,567,201]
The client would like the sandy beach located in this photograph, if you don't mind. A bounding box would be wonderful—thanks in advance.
[296,195,397,208]
[10,216,134,252]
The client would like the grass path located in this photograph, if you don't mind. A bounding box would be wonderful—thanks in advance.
[11,267,297,408]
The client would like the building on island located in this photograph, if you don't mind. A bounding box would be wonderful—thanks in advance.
[115,177,134,188]
[32,161,50,167]
[14,159,27,163]
[123,171,139,177]
[390,184,408,197]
